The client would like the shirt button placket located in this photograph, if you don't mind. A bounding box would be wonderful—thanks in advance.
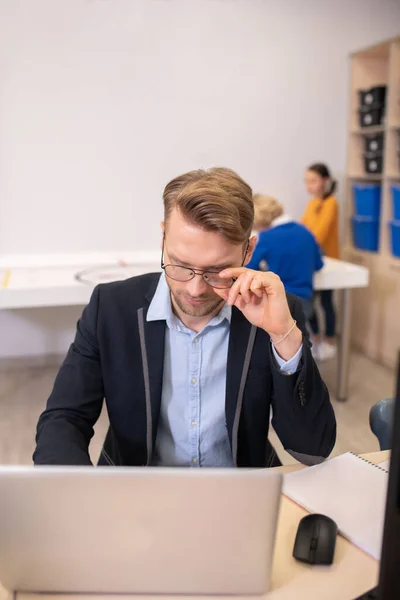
[189,335,201,466]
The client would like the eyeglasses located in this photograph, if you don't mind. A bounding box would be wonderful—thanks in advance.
[161,237,249,290]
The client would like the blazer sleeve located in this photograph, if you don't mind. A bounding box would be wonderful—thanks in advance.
[33,286,104,466]
[269,295,336,464]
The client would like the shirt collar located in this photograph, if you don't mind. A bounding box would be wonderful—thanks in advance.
[269,214,293,228]
[146,272,231,330]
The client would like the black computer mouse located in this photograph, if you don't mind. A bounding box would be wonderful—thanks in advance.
[293,513,337,565]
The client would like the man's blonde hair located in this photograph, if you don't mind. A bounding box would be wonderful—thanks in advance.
[253,194,283,230]
[163,167,254,245]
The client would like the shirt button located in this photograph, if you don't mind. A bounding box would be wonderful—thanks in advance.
[191,377,197,384]
[192,457,198,464]
[193,338,199,343]
[191,420,197,427]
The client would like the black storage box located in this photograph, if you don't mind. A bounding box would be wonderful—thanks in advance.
[363,152,384,174]
[358,86,387,107]
[364,133,384,153]
[358,105,385,128]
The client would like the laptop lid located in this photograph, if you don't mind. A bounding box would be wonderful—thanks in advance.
[0,467,282,595]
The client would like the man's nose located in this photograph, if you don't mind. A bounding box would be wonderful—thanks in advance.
[186,274,209,297]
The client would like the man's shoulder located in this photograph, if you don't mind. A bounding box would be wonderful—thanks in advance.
[96,271,161,307]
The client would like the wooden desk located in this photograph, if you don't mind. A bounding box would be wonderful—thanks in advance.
[268,450,389,599]
[0,451,389,600]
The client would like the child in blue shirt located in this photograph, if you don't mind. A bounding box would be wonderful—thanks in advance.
[247,195,323,320]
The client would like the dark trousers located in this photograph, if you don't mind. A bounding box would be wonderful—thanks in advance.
[309,290,336,338]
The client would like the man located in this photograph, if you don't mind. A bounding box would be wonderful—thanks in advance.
[34,168,336,468]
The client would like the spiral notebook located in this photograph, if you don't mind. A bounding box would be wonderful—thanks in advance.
[283,452,389,560]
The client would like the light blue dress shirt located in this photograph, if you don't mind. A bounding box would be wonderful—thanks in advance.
[147,273,302,467]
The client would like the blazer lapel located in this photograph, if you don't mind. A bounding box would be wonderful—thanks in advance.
[137,282,167,453]
[141,315,165,441]
[225,307,253,445]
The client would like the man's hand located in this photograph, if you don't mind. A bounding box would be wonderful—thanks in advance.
[214,268,303,361]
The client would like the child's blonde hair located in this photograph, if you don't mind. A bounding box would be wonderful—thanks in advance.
[253,194,284,230]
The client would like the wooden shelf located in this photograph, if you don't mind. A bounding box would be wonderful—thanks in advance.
[345,247,378,259]
[387,173,400,179]
[352,40,391,59]
[349,174,383,181]
[351,126,385,135]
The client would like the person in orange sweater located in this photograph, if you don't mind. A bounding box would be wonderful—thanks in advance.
[301,163,339,362]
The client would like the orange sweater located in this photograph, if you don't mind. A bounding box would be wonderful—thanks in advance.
[301,196,339,259]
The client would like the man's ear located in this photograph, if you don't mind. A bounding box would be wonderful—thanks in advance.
[244,235,257,266]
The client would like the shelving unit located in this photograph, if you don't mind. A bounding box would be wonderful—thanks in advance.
[343,35,400,369]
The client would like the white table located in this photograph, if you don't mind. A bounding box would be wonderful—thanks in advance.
[0,255,368,401]
[314,257,369,402]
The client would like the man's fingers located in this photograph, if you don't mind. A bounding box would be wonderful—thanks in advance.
[234,295,247,312]
[221,268,282,292]
[213,288,229,301]
[250,276,263,298]
[214,285,246,312]
[239,271,255,302]
[225,271,269,306]
[219,267,247,279]
[217,269,284,308]
[227,276,243,306]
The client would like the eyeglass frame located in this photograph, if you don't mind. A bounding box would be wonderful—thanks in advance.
[161,236,250,289]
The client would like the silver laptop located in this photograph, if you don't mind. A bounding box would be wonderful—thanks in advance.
[0,466,282,595]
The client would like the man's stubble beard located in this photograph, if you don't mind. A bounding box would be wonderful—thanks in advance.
[170,288,224,318]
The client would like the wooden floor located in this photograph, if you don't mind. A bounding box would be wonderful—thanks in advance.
[0,351,396,466]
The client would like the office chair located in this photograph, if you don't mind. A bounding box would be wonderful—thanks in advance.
[369,398,395,451]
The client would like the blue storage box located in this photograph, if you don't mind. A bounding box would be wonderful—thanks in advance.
[389,220,400,258]
[391,185,400,221]
[353,184,381,218]
[351,216,380,252]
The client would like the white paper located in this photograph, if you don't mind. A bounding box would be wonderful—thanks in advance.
[283,453,388,560]
[378,459,390,471]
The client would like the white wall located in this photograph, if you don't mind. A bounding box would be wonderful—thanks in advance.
[1,0,400,360]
